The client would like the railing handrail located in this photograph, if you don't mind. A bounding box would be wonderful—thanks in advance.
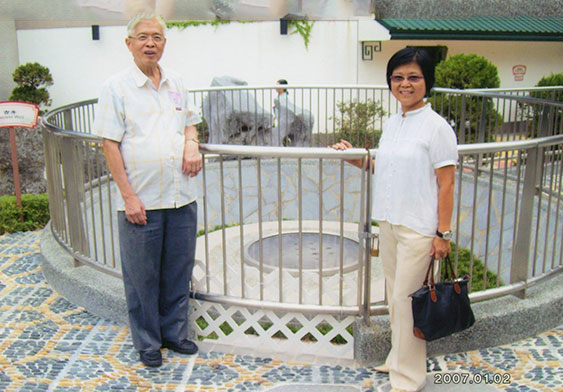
[200,143,369,159]
[457,134,563,154]
[40,86,563,321]
[38,119,563,156]
[466,85,563,93]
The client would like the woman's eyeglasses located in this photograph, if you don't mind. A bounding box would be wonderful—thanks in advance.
[390,75,424,83]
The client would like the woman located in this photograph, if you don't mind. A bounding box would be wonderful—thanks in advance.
[333,47,458,392]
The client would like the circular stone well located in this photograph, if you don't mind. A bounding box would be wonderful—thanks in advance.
[245,231,360,276]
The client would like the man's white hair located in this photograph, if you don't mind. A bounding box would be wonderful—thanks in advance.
[127,13,166,37]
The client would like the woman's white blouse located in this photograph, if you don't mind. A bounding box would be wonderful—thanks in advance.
[372,104,458,237]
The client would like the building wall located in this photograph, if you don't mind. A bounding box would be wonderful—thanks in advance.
[357,39,563,88]
[16,21,358,109]
[15,20,563,110]
[0,20,19,101]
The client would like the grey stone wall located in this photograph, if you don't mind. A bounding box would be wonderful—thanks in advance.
[375,0,563,18]
[0,126,46,195]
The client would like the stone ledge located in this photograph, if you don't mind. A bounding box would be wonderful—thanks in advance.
[354,271,563,365]
[39,223,128,324]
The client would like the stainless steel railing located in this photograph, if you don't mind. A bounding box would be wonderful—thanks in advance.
[41,85,563,320]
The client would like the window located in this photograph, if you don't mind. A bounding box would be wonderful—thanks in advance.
[408,45,448,65]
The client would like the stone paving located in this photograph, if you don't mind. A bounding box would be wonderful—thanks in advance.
[1,230,562,391]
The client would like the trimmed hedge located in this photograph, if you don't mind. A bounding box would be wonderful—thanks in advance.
[0,193,50,235]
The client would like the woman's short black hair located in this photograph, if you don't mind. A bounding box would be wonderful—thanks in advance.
[386,47,435,96]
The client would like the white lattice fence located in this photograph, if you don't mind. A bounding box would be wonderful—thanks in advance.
[190,299,356,360]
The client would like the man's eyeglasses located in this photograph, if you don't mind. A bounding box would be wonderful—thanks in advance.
[390,75,424,83]
[129,34,165,43]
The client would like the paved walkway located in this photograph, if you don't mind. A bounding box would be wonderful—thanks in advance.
[1,231,561,391]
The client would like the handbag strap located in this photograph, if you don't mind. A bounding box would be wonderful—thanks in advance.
[443,254,458,281]
[422,254,462,295]
[422,256,435,286]
[443,254,462,294]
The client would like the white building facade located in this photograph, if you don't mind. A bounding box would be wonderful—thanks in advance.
[10,18,563,109]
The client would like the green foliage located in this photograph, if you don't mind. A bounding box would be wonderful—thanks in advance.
[434,54,500,90]
[166,19,313,50]
[0,194,50,235]
[166,20,233,30]
[288,20,314,50]
[520,72,563,137]
[531,72,563,100]
[9,62,53,110]
[431,54,502,143]
[196,118,209,143]
[442,242,502,292]
[330,99,385,147]
[530,72,563,121]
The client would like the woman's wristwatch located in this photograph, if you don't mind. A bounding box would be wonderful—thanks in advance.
[436,230,453,241]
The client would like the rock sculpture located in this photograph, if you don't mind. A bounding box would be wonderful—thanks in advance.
[273,94,314,147]
[202,76,273,145]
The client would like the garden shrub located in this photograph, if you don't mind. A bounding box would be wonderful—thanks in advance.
[431,53,502,143]
[523,72,563,137]
[530,72,563,101]
[0,193,50,235]
[329,98,385,147]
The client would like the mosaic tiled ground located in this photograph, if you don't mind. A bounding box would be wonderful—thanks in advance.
[0,230,561,391]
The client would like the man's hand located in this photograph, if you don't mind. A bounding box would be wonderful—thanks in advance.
[124,194,147,225]
[101,138,147,225]
[182,139,202,177]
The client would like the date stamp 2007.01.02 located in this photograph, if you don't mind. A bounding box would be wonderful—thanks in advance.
[434,372,511,385]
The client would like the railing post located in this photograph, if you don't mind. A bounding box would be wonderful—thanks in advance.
[476,97,490,170]
[511,146,539,298]
[538,104,554,138]
[478,97,488,144]
[362,149,373,325]
[62,109,73,131]
[459,95,467,144]
[41,128,64,236]
[60,137,88,264]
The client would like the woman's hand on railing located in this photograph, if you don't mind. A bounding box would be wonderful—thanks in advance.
[330,139,367,170]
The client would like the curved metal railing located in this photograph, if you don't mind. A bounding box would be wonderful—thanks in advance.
[41,86,563,322]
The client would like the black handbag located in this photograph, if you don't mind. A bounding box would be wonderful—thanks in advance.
[410,254,475,341]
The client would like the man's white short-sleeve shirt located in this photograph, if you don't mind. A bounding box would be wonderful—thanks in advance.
[93,65,202,211]
[372,104,458,237]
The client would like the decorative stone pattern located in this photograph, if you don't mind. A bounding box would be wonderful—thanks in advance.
[1,230,561,391]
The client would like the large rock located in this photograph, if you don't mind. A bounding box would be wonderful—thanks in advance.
[202,76,274,145]
[273,94,314,147]
[0,126,46,195]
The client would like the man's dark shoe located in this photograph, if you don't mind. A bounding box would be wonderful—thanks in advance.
[162,339,199,355]
[140,349,162,367]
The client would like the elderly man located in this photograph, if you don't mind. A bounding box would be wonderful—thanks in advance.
[93,13,202,367]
